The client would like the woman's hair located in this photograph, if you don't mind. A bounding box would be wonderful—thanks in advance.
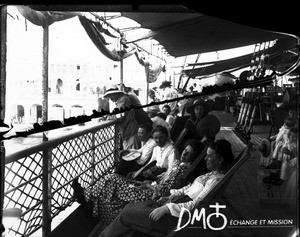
[162,104,171,111]
[152,125,169,137]
[148,89,155,96]
[189,100,209,120]
[183,139,205,162]
[148,111,157,118]
[156,112,167,120]
[139,123,153,134]
[159,81,172,89]
[209,139,234,170]
[284,117,297,128]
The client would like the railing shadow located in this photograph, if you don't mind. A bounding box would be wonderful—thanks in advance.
[1,119,120,236]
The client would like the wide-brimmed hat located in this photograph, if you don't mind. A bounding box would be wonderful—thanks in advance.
[187,99,207,114]
[159,81,171,89]
[103,84,124,98]
[257,138,271,158]
[122,150,141,161]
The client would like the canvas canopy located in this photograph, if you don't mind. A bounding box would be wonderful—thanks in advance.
[121,11,298,58]
[25,4,299,78]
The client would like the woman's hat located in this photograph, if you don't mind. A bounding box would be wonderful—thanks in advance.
[103,84,124,98]
[159,81,172,89]
[187,99,206,114]
[257,138,271,158]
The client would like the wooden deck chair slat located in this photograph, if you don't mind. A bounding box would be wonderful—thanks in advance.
[174,128,188,147]
[177,139,212,188]
[170,116,189,142]
[182,145,208,180]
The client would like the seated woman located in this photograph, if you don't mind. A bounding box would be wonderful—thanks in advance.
[149,111,170,131]
[280,127,298,183]
[184,99,209,140]
[175,99,209,153]
[133,125,178,181]
[116,123,157,176]
[162,104,176,130]
[177,99,220,154]
[99,139,235,237]
[265,116,297,169]
[72,139,204,225]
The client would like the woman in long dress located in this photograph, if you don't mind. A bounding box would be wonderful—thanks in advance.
[72,139,205,224]
[99,139,235,237]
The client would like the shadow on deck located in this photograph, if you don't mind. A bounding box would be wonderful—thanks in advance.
[212,110,297,237]
[50,110,298,237]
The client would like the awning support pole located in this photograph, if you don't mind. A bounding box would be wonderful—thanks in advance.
[42,23,51,237]
[120,39,124,91]
[0,6,7,121]
[42,25,49,127]
[146,40,153,105]
[182,54,200,92]
[0,7,7,235]
[177,56,187,90]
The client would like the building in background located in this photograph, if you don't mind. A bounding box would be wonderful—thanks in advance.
[5,6,165,127]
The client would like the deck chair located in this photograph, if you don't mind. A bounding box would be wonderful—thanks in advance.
[131,142,253,237]
[179,140,212,186]
[170,116,189,143]
[174,128,188,148]
[169,141,210,191]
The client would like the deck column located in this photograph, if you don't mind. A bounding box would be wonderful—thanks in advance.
[0,141,5,235]
[0,6,7,121]
[0,6,7,235]
[42,23,51,237]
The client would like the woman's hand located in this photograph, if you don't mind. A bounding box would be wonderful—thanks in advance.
[149,206,170,221]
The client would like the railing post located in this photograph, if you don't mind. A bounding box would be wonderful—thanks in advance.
[114,124,121,168]
[42,134,52,237]
[0,141,6,235]
[91,131,95,184]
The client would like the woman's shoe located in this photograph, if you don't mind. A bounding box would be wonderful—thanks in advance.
[71,177,86,204]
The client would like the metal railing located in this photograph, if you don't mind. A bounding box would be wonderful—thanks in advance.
[1,119,120,236]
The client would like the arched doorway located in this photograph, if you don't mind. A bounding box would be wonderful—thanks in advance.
[30,104,42,124]
[49,104,64,121]
[70,105,84,117]
[9,104,25,124]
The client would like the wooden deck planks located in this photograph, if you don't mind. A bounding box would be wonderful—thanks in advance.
[210,111,297,237]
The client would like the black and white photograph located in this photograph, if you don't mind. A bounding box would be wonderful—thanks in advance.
[0,3,299,237]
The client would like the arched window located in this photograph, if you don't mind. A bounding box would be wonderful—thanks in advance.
[76,83,80,91]
[56,79,63,94]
